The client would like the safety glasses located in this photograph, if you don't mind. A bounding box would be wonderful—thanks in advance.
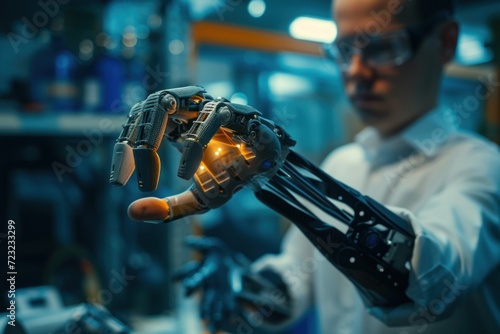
[324,12,451,70]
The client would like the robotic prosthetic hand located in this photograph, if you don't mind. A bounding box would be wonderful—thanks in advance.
[110,86,416,327]
[109,85,293,221]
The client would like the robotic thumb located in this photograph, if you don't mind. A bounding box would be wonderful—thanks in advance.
[128,189,208,223]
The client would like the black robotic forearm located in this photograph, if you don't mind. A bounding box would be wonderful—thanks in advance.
[256,150,414,307]
[110,86,415,309]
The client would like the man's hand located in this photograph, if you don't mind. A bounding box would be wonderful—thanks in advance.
[109,86,295,223]
[174,236,291,333]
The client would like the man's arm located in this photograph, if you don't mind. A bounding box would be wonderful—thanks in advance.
[403,145,500,306]
[368,141,500,325]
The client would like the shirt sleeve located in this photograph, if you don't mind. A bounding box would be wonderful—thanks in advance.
[390,143,500,313]
[251,224,315,329]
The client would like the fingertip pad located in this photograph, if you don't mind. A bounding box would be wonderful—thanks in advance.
[128,197,170,222]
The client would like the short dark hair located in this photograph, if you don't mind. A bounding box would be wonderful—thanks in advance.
[414,0,456,20]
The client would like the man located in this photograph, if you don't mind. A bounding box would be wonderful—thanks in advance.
[122,0,500,332]
[250,0,500,333]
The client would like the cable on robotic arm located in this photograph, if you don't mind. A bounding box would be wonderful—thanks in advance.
[255,150,415,307]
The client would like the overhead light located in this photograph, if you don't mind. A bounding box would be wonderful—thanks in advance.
[457,34,493,66]
[268,72,314,96]
[187,0,216,20]
[230,92,248,105]
[248,0,266,18]
[203,81,233,100]
[289,16,337,43]
[454,25,493,66]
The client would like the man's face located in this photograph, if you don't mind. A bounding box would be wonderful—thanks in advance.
[333,0,444,137]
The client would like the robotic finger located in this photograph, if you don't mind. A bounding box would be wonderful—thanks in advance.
[109,86,208,191]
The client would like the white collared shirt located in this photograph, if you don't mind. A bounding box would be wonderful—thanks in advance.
[254,107,500,334]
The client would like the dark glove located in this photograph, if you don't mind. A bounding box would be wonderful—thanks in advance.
[174,236,291,333]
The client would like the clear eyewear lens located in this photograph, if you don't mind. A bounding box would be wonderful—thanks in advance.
[328,30,413,70]
[365,31,413,67]
[325,43,356,70]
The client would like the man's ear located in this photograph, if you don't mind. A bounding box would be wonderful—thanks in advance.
[438,20,460,64]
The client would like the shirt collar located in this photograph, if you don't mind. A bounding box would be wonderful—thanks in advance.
[355,106,457,163]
